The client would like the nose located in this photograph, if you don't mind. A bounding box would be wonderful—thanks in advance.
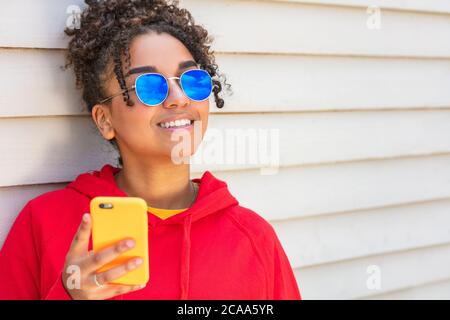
[162,78,190,109]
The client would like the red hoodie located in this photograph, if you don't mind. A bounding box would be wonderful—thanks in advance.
[0,164,301,300]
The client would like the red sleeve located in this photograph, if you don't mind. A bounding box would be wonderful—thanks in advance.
[271,231,302,300]
[0,202,72,300]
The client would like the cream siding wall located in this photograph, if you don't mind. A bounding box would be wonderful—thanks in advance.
[1,0,450,299]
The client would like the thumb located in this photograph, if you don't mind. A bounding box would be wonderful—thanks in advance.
[68,213,92,257]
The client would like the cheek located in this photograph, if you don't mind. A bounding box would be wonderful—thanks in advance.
[113,104,159,145]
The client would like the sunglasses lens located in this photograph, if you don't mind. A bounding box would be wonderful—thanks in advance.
[135,73,168,106]
[181,69,213,101]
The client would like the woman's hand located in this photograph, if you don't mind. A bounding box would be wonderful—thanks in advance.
[62,213,145,300]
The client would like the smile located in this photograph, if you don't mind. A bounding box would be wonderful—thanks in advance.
[157,119,194,130]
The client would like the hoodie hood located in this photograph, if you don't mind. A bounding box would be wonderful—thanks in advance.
[65,164,239,299]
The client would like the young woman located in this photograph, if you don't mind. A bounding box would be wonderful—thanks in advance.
[0,0,301,300]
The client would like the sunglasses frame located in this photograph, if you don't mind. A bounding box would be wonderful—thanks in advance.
[99,68,213,107]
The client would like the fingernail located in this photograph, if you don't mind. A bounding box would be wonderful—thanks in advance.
[140,284,146,289]
[82,214,90,222]
[126,240,135,248]
[135,258,143,266]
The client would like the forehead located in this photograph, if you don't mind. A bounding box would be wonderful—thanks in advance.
[127,32,195,73]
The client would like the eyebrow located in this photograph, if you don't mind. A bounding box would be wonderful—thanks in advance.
[125,60,198,77]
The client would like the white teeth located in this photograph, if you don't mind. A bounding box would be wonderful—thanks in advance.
[159,119,192,128]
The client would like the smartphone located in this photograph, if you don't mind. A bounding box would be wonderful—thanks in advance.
[90,196,149,286]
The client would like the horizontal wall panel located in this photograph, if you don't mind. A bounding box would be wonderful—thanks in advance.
[210,155,450,221]
[1,1,450,57]
[276,0,450,14]
[0,117,117,188]
[3,49,450,117]
[366,278,450,299]
[0,0,78,49]
[294,243,450,299]
[188,0,450,57]
[273,199,450,268]
[203,110,450,173]
[0,49,84,117]
[220,54,450,112]
[2,111,450,187]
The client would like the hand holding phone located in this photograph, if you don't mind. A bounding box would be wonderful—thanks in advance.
[62,213,146,300]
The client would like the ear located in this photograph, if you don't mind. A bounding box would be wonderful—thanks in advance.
[91,104,115,141]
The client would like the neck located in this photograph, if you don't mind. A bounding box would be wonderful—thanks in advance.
[114,157,195,210]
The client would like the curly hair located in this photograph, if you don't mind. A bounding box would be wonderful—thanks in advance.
[63,0,231,166]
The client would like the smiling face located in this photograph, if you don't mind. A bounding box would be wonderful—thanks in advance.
[92,32,209,164]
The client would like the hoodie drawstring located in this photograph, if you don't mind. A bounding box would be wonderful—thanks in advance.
[179,214,192,299]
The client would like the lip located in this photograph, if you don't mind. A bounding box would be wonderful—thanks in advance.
[157,113,195,126]
[156,113,196,131]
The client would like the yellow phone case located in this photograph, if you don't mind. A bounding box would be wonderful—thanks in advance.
[90,196,149,286]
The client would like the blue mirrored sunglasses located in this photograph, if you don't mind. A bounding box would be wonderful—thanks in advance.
[99,69,213,106]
